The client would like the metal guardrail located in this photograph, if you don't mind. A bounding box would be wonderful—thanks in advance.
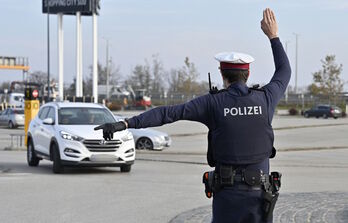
[9,133,25,148]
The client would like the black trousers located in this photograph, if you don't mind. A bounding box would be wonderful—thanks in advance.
[212,187,271,223]
[212,159,271,223]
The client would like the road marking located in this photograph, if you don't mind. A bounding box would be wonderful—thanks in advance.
[169,123,348,137]
[136,158,206,165]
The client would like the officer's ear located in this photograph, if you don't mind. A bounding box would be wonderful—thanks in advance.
[221,74,228,83]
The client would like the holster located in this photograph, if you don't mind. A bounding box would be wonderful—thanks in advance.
[202,171,215,198]
[262,171,282,221]
[262,191,279,221]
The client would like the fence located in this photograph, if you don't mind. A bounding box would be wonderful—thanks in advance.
[148,92,348,112]
[279,93,348,111]
[0,103,19,111]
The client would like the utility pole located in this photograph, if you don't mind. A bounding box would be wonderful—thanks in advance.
[293,33,299,94]
[105,39,110,99]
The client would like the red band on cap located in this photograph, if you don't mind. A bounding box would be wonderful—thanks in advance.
[220,62,249,70]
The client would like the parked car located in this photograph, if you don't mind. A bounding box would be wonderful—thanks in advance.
[304,105,342,119]
[8,93,24,108]
[0,108,24,128]
[114,115,171,151]
[27,102,135,173]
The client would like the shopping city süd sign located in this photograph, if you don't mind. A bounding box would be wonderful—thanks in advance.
[42,0,99,15]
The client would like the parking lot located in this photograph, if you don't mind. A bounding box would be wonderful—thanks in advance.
[1,114,348,223]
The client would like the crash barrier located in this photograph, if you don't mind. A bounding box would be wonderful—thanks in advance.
[0,103,18,111]
[9,133,25,149]
[38,96,95,105]
[63,96,95,103]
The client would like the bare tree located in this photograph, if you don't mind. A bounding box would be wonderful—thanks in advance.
[126,63,151,92]
[151,54,165,94]
[83,62,122,96]
[308,55,344,96]
[0,81,11,93]
[167,57,202,94]
[65,78,76,96]
[29,71,56,86]
[168,68,180,93]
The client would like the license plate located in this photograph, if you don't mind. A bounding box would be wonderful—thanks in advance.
[90,154,117,162]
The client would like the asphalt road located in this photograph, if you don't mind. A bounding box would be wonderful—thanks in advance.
[0,115,348,222]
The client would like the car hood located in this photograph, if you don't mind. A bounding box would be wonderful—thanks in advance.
[59,125,129,140]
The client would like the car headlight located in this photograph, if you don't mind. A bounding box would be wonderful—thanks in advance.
[60,131,83,141]
[121,131,133,142]
[153,136,163,142]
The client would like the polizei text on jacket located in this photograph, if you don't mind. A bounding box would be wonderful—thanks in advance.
[224,106,262,116]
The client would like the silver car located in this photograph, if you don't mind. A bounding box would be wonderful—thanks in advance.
[114,115,171,151]
[0,108,25,128]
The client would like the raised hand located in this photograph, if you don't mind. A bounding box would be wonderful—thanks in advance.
[261,8,278,40]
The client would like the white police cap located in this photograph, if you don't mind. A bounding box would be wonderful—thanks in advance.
[214,52,255,64]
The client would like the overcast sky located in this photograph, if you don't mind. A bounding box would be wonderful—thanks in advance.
[1,0,347,91]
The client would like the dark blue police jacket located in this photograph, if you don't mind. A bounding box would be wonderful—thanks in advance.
[127,38,291,167]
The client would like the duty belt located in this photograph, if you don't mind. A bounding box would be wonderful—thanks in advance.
[202,166,282,221]
[218,165,267,186]
[202,165,278,197]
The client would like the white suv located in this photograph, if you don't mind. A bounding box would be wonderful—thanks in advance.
[27,102,135,173]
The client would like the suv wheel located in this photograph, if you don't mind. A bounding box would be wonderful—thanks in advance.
[27,139,40,166]
[304,113,309,118]
[51,144,64,174]
[120,165,132,173]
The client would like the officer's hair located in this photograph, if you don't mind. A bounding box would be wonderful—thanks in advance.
[221,69,249,83]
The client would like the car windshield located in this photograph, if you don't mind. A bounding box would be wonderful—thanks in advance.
[58,107,115,125]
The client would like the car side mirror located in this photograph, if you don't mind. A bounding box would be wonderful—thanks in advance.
[43,118,54,125]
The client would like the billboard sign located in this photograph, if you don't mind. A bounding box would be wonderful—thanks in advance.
[42,0,99,15]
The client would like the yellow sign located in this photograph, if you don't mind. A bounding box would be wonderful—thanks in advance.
[24,100,40,146]
[0,65,30,71]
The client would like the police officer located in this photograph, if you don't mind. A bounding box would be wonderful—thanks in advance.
[95,8,290,223]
